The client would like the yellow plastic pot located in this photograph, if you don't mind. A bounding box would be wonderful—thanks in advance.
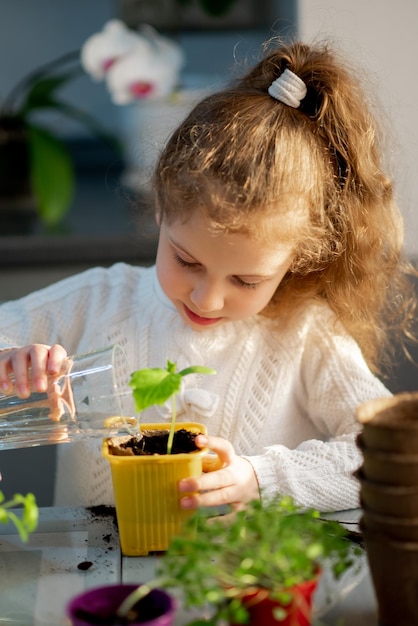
[102,422,207,556]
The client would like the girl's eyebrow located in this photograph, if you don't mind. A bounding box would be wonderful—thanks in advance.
[169,236,198,260]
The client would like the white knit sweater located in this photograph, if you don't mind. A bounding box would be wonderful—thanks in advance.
[0,263,391,511]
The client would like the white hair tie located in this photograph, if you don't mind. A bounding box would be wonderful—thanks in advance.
[268,68,307,108]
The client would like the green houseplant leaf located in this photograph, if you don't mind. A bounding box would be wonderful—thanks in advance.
[27,124,75,226]
[0,50,119,228]
[199,0,237,16]
[176,0,237,17]
[20,70,82,114]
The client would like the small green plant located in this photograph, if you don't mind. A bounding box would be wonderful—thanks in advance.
[0,490,39,542]
[128,360,216,454]
[116,495,361,624]
[157,495,361,624]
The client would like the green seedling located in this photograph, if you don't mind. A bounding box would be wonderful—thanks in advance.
[128,360,216,454]
[116,494,362,624]
[157,494,362,625]
[0,490,38,542]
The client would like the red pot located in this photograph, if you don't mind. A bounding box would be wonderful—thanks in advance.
[230,577,319,626]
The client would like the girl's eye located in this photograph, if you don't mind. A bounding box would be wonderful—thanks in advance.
[234,277,259,290]
[174,253,259,289]
[174,253,197,268]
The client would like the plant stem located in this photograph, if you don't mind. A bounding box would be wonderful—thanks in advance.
[166,395,176,454]
[116,579,166,620]
[1,50,80,115]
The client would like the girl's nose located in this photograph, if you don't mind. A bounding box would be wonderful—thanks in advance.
[190,280,224,313]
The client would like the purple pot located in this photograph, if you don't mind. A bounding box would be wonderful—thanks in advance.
[66,584,176,626]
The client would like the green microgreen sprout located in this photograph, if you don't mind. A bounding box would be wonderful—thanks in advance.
[116,494,362,624]
[154,494,362,625]
[0,490,39,542]
[128,360,216,454]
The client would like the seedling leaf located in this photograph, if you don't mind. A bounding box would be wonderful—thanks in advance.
[128,361,216,454]
[129,368,182,412]
[0,490,38,542]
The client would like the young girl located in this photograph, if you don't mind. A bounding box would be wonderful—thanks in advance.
[0,40,415,512]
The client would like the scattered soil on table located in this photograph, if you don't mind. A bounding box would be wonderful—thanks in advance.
[107,429,200,456]
[77,560,93,571]
[87,505,119,551]
[87,504,118,530]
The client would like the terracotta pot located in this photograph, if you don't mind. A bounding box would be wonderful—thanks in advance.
[357,434,418,486]
[357,469,418,517]
[230,577,319,626]
[102,421,208,556]
[361,508,418,542]
[356,393,418,453]
[66,583,176,626]
[363,528,418,626]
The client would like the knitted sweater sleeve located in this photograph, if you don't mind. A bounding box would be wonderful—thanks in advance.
[245,311,392,513]
[0,263,143,354]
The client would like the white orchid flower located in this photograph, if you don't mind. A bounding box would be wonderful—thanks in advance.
[139,24,185,73]
[81,19,141,81]
[106,50,179,103]
[105,27,185,104]
[81,20,185,103]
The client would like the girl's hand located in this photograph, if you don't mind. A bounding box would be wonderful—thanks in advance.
[0,344,68,398]
[178,434,260,510]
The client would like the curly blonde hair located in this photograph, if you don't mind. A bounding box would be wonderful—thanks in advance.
[154,40,417,374]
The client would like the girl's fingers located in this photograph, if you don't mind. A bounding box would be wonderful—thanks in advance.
[179,436,260,510]
[19,344,54,395]
[180,486,235,510]
[0,344,68,398]
[196,434,235,461]
[0,349,14,392]
[47,344,68,375]
[29,344,68,392]
[180,435,235,492]
[202,453,223,473]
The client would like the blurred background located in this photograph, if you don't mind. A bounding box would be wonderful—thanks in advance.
[1,0,418,504]
[0,1,293,138]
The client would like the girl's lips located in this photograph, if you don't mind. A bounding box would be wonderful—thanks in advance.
[183,305,223,326]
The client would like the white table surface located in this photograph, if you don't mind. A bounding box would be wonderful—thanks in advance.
[0,506,379,626]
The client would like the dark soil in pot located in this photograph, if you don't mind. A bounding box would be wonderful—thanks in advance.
[107,429,200,456]
[68,584,175,625]
[73,600,142,625]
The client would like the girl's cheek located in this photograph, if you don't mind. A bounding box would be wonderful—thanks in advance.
[160,264,184,298]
